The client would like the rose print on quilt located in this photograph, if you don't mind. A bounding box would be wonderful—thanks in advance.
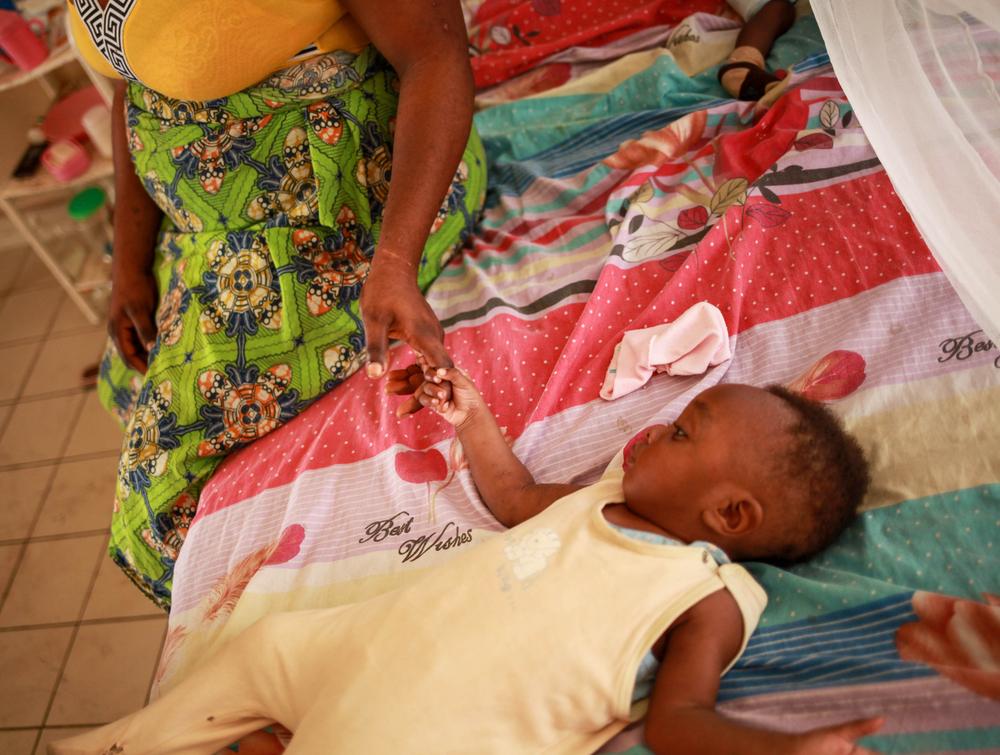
[469,13,542,58]
[788,351,867,402]
[196,363,300,457]
[393,428,515,525]
[896,591,1000,700]
[504,528,561,581]
[194,232,282,336]
[395,448,449,523]
[392,427,516,525]
[612,176,746,264]
[395,448,448,484]
[203,524,306,622]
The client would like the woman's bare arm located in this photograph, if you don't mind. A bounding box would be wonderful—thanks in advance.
[108,79,162,373]
[345,0,475,373]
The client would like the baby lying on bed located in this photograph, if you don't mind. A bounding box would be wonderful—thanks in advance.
[53,373,881,755]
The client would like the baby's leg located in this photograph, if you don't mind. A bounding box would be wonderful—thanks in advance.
[720,0,797,99]
[48,614,315,755]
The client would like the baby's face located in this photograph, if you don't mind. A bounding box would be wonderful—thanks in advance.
[621,384,789,537]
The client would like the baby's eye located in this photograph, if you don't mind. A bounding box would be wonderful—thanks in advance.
[672,425,687,440]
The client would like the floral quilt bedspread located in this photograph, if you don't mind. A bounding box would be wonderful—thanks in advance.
[158,3,1000,752]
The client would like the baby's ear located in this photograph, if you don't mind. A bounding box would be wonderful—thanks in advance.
[701,491,764,538]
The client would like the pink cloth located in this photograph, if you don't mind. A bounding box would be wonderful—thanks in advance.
[600,301,731,400]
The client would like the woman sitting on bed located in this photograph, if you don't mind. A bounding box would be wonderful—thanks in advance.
[67,0,486,609]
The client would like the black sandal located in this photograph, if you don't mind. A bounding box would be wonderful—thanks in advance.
[717,61,782,101]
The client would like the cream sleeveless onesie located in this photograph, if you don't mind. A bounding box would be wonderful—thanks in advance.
[52,457,767,755]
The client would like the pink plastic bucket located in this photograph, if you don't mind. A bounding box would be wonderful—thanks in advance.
[0,11,48,72]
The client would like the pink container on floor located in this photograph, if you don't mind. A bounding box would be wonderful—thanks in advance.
[43,86,105,143]
[42,140,91,182]
[0,11,48,72]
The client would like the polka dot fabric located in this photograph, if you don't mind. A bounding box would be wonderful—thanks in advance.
[466,0,725,88]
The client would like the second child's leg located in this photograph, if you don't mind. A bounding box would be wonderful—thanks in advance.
[720,0,797,100]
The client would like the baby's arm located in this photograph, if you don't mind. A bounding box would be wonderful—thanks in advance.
[412,366,581,526]
[646,590,883,755]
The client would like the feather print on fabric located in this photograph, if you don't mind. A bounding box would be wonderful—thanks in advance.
[150,625,188,697]
[203,524,305,622]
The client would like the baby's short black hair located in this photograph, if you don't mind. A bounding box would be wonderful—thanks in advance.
[762,385,870,565]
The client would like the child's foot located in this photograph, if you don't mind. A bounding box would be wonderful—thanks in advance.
[719,62,785,101]
[718,45,785,101]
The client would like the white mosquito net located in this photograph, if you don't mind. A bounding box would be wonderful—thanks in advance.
[812,0,1000,343]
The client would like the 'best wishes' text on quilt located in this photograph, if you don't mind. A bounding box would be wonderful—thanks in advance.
[938,330,999,368]
[360,512,473,563]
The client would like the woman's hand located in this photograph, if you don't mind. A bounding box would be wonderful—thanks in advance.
[342,0,472,381]
[360,259,451,377]
[108,266,158,374]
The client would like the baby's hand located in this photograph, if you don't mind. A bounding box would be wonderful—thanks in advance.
[415,366,484,429]
[787,717,884,755]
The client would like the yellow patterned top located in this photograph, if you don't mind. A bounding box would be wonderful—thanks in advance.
[67,0,369,100]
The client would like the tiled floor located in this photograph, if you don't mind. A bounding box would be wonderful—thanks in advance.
[0,246,166,754]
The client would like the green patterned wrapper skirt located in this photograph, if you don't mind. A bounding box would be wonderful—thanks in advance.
[97,47,487,609]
